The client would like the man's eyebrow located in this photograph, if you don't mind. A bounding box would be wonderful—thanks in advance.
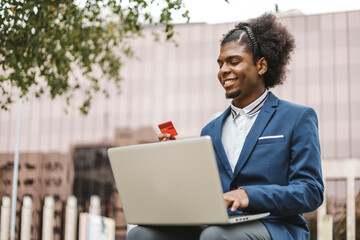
[218,55,242,63]
[217,54,243,65]
[226,55,242,61]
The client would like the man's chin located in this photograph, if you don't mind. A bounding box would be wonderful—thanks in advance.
[226,90,241,99]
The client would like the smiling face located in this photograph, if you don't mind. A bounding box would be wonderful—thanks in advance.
[217,42,267,109]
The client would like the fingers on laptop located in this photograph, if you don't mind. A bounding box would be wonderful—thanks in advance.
[224,197,240,211]
[224,189,249,211]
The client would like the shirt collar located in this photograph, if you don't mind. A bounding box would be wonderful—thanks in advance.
[230,90,269,119]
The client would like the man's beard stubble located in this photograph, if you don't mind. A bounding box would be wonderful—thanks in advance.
[225,90,241,99]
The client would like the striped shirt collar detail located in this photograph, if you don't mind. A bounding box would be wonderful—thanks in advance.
[231,90,269,119]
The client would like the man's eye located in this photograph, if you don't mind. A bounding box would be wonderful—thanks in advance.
[231,61,239,65]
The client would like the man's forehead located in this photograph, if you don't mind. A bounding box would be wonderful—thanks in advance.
[218,43,248,59]
[220,42,247,52]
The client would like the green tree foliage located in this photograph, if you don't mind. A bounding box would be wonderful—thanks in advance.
[0,0,189,114]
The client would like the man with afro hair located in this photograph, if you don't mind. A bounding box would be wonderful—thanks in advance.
[128,13,324,240]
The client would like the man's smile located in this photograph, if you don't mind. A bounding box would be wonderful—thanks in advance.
[222,78,237,88]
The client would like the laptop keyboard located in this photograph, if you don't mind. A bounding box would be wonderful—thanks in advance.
[227,209,249,217]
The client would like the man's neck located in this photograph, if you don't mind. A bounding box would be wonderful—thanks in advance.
[232,90,267,109]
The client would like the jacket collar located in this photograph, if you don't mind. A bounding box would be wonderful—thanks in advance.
[211,92,279,179]
[232,92,278,179]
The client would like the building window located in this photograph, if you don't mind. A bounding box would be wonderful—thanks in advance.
[356,179,360,240]
[326,179,346,240]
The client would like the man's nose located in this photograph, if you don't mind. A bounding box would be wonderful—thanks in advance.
[219,63,231,75]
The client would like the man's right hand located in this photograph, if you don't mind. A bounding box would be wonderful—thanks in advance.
[158,133,176,142]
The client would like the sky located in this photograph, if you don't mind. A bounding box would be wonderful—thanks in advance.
[172,0,360,24]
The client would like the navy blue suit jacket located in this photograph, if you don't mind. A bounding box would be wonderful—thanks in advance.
[201,92,324,240]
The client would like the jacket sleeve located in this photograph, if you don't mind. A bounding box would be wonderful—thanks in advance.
[243,107,324,216]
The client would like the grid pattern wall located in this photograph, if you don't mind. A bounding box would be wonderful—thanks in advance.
[0,11,359,159]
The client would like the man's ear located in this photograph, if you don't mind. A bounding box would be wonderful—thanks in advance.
[257,57,268,76]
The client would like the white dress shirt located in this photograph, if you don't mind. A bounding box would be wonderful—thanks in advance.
[221,90,269,172]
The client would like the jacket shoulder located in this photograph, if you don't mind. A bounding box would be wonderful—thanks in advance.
[277,99,317,116]
[201,108,229,135]
[201,116,219,135]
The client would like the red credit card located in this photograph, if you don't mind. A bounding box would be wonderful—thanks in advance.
[158,121,178,137]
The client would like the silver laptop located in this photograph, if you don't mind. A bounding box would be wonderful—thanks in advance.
[107,136,269,225]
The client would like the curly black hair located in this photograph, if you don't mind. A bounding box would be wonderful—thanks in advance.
[221,13,295,89]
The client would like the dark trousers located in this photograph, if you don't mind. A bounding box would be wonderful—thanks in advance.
[126,220,271,240]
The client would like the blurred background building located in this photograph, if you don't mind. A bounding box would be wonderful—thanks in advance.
[0,9,360,240]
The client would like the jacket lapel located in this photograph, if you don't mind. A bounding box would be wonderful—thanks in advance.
[212,107,233,178]
[232,92,278,179]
